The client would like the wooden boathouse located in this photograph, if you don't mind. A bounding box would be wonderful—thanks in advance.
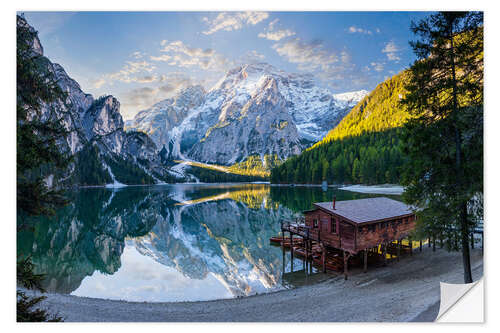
[279,197,417,279]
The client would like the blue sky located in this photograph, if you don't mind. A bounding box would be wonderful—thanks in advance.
[23,11,433,119]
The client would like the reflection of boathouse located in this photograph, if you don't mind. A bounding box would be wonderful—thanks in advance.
[279,197,417,279]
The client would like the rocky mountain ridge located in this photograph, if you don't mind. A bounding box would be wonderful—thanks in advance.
[19,15,173,186]
[126,63,368,166]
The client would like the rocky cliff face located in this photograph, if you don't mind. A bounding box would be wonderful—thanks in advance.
[126,63,368,166]
[124,85,206,159]
[19,16,173,185]
[188,76,302,164]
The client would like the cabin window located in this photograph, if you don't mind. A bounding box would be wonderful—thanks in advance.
[368,225,376,232]
[313,219,318,228]
[331,218,336,233]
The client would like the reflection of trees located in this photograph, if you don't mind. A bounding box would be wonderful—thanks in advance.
[226,185,278,209]
[16,187,165,293]
[19,185,384,299]
[175,184,277,209]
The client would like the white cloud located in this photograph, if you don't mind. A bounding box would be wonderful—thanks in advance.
[258,29,295,41]
[120,73,195,118]
[149,54,171,62]
[151,40,231,72]
[348,26,373,35]
[340,51,351,64]
[272,37,360,84]
[92,60,157,88]
[202,11,269,35]
[130,51,146,59]
[161,40,215,57]
[370,62,385,72]
[272,38,338,72]
[271,37,373,89]
[92,78,107,89]
[134,75,160,83]
[239,50,266,64]
[258,19,295,41]
[382,41,401,61]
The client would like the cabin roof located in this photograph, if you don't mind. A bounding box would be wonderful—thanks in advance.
[313,197,414,224]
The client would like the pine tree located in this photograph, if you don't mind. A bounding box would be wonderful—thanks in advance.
[17,15,70,322]
[400,12,483,283]
[17,15,71,219]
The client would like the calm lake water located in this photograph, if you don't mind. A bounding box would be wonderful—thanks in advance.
[17,184,400,302]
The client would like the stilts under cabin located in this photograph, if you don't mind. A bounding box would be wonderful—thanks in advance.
[272,197,418,279]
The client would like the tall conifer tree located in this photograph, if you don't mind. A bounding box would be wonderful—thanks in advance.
[400,12,483,283]
[17,15,71,219]
[17,14,70,322]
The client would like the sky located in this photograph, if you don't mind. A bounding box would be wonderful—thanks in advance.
[23,11,433,120]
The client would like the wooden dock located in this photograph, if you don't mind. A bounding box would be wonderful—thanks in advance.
[272,197,483,280]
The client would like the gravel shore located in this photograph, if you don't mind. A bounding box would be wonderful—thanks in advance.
[32,246,483,322]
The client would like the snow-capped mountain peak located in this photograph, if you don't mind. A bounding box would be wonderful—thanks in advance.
[126,63,368,165]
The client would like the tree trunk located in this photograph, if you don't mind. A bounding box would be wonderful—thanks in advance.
[460,202,473,283]
[449,25,473,284]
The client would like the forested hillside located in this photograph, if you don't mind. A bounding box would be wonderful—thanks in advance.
[270,129,405,184]
[271,70,411,185]
[317,70,410,145]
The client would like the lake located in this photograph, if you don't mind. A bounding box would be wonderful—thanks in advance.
[17,184,400,302]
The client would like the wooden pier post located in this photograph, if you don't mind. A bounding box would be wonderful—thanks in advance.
[344,251,349,280]
[383,242,388,266]
[419,239,422,252]
[471,232,475,249]
[397,239,400,262]
[428,237,431,248]
[303,245,306,271]
[409,237,412,256]
[433,235,436,252]
[309,249,313,274]
[282,243,286,274]
[281,222,285,243]
[322,244,327,273]
[363,249,368,273]
[305,237,309,272]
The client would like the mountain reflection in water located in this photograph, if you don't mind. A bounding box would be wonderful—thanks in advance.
[17,184,394,302]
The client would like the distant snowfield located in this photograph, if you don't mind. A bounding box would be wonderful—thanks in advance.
[339,184,404,195]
